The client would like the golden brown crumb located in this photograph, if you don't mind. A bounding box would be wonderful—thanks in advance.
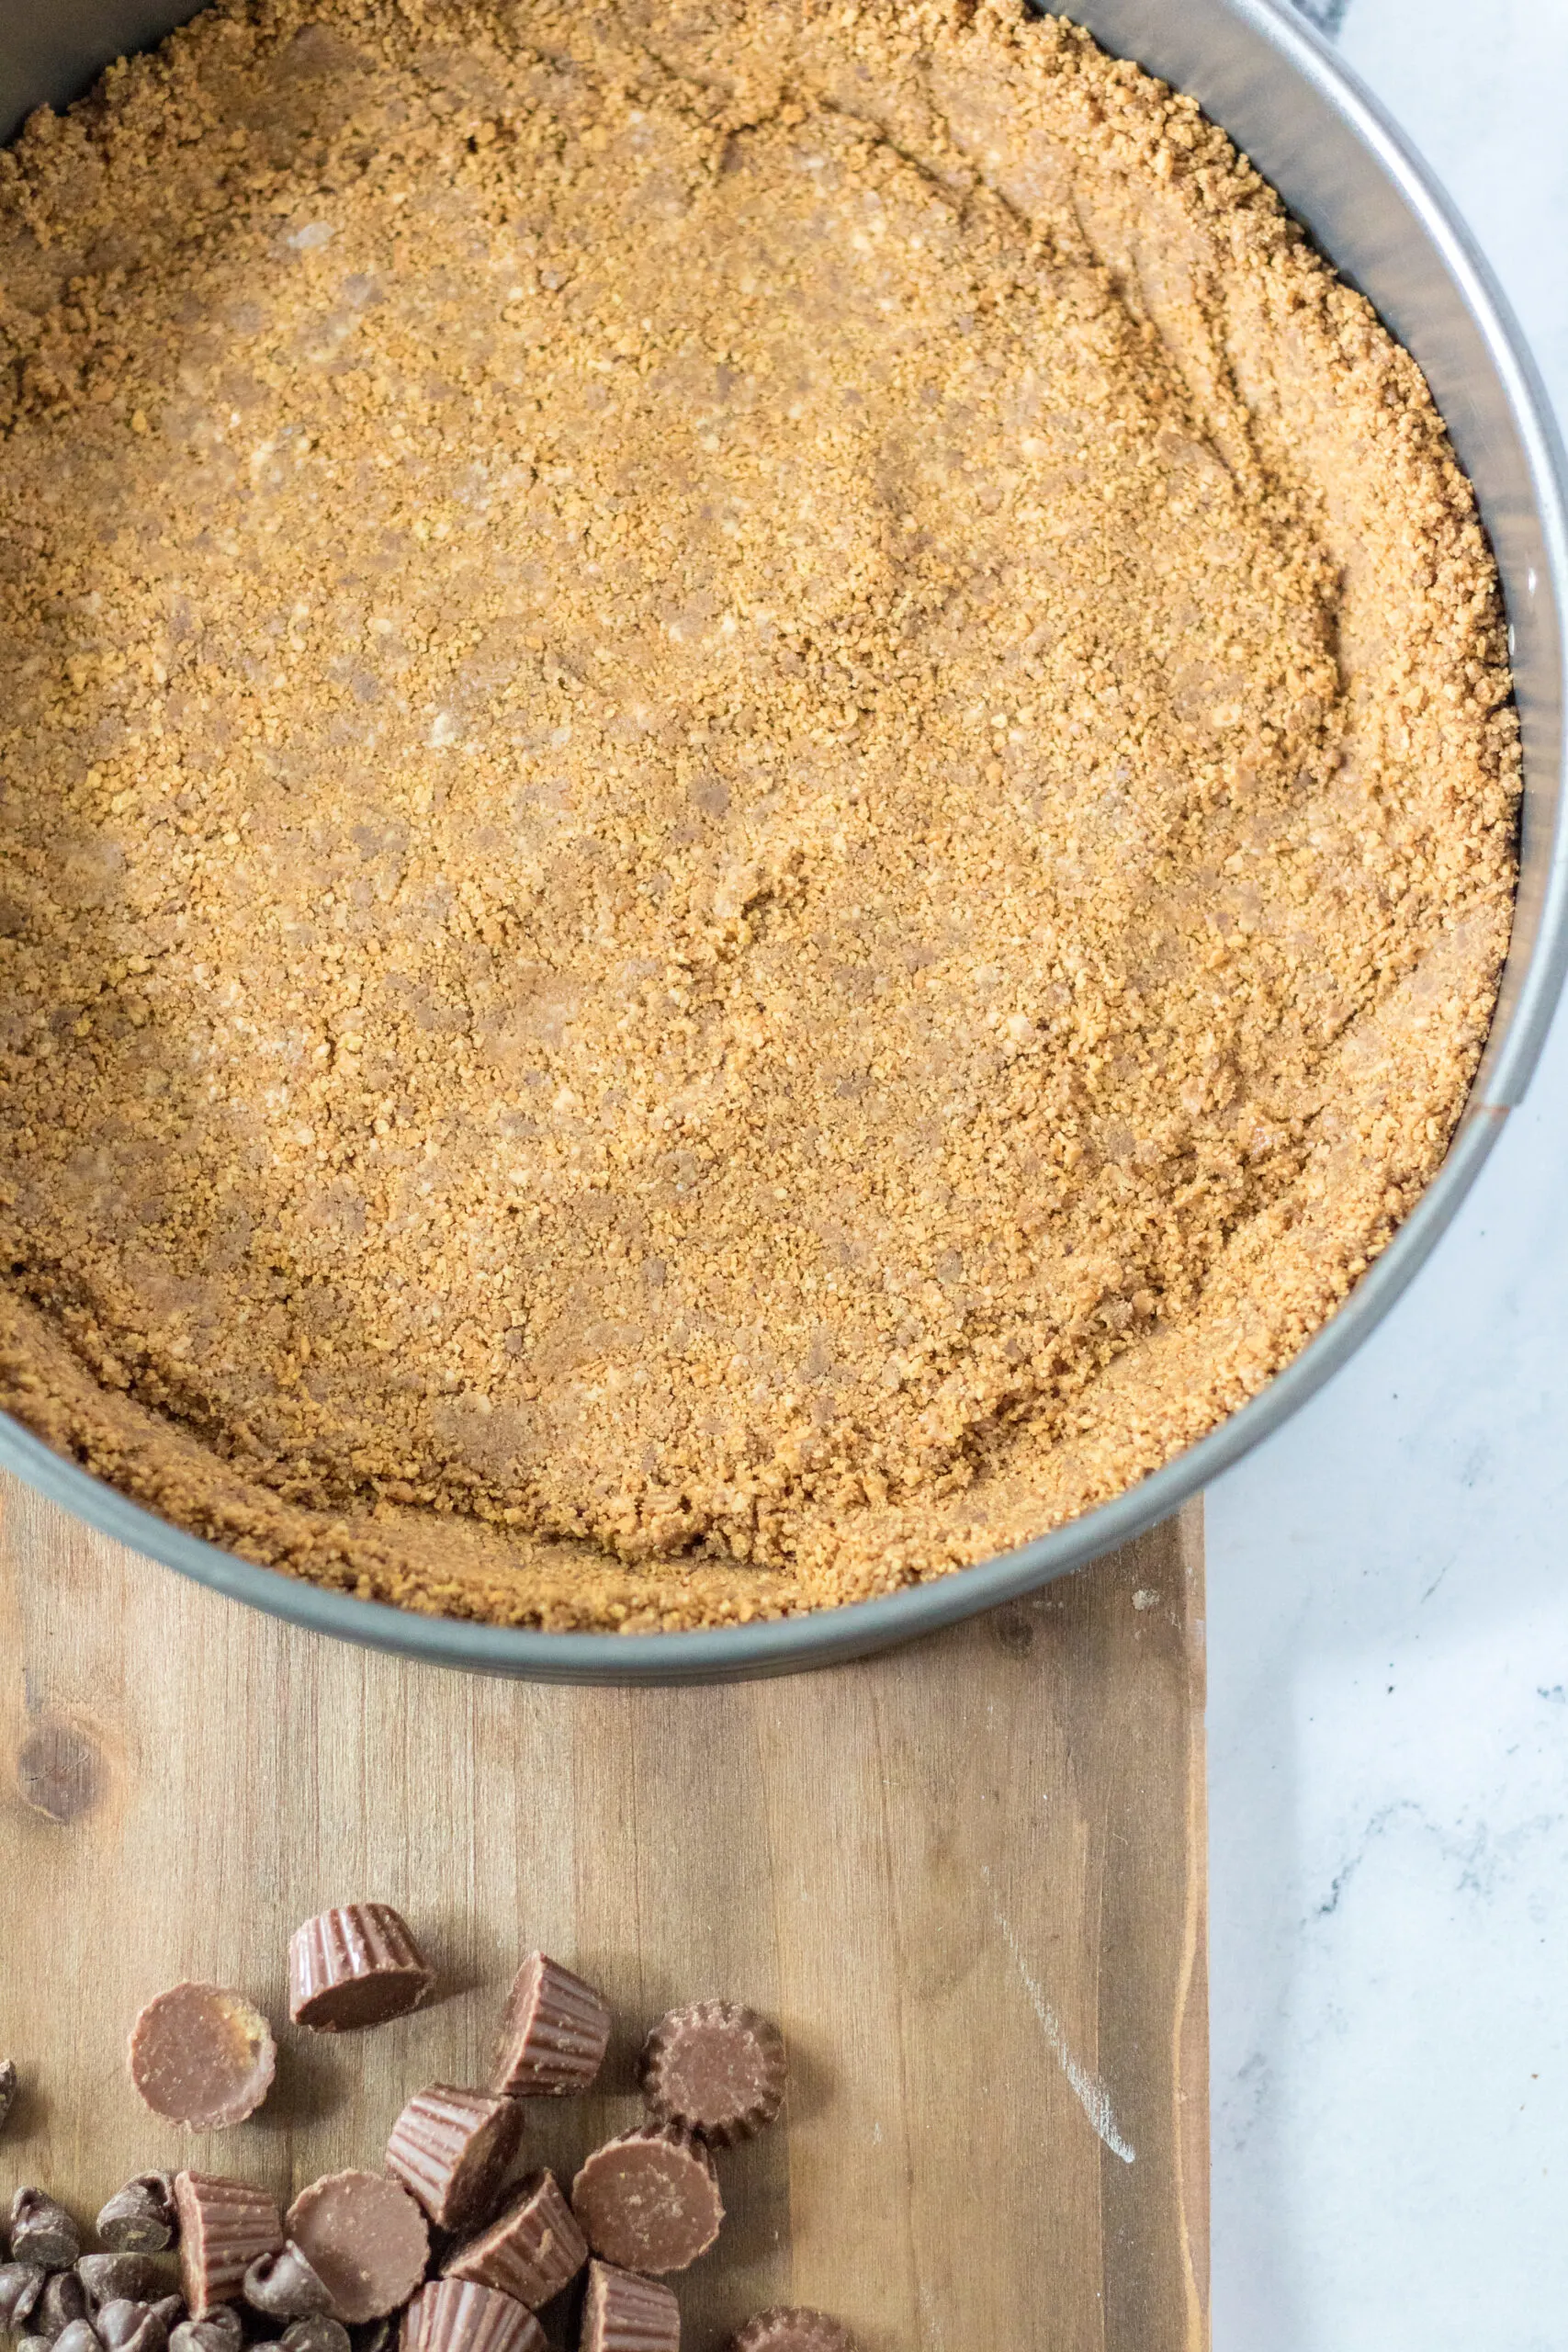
[0,0,1517,1631]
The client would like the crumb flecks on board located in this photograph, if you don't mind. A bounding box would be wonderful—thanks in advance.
[984,1871,1136,2165]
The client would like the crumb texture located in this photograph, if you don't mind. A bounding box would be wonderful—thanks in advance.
[0,0,1517,1628]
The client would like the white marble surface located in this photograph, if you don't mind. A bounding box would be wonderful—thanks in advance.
[1209,5,1568,2345]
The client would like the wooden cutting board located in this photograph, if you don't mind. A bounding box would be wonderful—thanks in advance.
[0,1471,1206,2352]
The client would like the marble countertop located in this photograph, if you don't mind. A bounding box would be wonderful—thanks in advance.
[1210,5,1568,2342]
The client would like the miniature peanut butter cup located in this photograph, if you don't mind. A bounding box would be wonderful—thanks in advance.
[288,1908,434,2033]
[400,2280,544,2352]
[175,2177,284,2315]
[285,2175,427,2324]
[570,2126,721,2276]
[490,1955,610,2098]
[640,2005,785,2146]
[580,2262,679,2352]
[130,1986,276,2130]
[384,2087,523,2233]
[729,2315,859,2352]
[441,2172,586,2309]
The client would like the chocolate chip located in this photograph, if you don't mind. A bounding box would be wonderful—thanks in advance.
[94,2295,160,2352]
[169,2312,243,2352]
[94,2306,145,2349]
[18,2335,54,2352]
[78,2258,165,2312]
[149,2302,186,2335]
[243,2247,333,2322]
[96,2182,177,2258]
[0,2263,46,2332]
[96,2301,170,2352]
[0,2058,17,2132]
[10,2191,82,2271]
[52,2323,103,2352]
[124,2323,169,2352]
[280,2316,351,2352]
[36,2272,89,2339]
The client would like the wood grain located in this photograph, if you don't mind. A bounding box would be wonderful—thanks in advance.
[0,1470,1206,2351]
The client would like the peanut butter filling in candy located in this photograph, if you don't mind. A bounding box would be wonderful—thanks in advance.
[289,1907,434,2033]
[0,0,1518,1638]
[129,1985,276,2131]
